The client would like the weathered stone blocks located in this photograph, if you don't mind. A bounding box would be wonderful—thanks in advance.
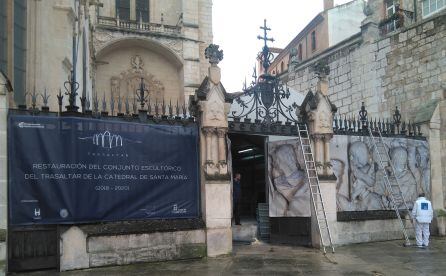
[59,227,206,271]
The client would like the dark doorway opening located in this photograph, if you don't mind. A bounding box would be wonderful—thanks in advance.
[229,133,267,221]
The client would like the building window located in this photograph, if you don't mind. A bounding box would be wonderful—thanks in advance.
[116,0,149,22]
[422,0,446,17]
[280,61,284,73]
[116,0,130,21]
[385,0,397,31]
[298,43,302,61]
[311,31,316,51]
[14,0,27,104]
[0,0,7,73]
[136,0,149,22]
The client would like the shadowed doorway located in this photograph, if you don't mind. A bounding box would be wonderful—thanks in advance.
[229,133,266,221]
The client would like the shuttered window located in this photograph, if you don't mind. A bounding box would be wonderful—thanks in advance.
[136,0,149,22]
[116,0,130,21]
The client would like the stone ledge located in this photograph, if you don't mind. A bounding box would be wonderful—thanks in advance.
[337,210,399,221]
[89,242,206,267]
[76,218,205,237]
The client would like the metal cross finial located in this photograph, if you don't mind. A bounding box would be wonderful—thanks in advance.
[257,19,275,73]
[257,19,274,48]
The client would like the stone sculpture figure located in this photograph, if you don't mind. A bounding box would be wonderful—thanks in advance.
[332,158,354,211]
[390,147,417,208]
[349,141,384,210]
[415,144,430,196]
[269,144,309,216]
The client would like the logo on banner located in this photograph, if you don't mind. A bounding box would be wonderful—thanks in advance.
[172,204,187,214]
[79,130,141,149]
[33,208,41,220]
[60,209,69,218]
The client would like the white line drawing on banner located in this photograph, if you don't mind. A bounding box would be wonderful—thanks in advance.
[78,130,142,148]
[18,122,44,128]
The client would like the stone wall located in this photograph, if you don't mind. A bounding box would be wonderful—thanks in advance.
[287,12,446,213]
[319,180,411,246]
[287,12,446,120]
[60,226,206,271]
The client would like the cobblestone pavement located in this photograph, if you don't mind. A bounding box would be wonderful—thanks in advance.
[4,237,446,275]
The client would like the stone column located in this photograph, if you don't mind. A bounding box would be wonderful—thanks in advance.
[195,44,232,257]
[305,63,337,248]
[0,73,10,262]
[312,135,324,175]
[216,128,228,175]
[203,127,214,163]
[323,134,333,176]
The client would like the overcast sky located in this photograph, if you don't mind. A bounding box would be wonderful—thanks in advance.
[212,0,352,92]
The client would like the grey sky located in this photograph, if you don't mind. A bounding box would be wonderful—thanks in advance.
[213,0,353,92]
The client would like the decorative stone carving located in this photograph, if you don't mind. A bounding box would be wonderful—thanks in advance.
[301,74,337,178]
[204,44,223,65]
[195,44,232,180]
[201,89,227,128]
[109,55,165,105]
[130,55,144,73]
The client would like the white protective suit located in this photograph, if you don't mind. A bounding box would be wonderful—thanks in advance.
[411,196,433,246]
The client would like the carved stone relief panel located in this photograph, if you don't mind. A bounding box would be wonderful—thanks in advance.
[200,85,228,128]
[310,98,334,135]
[331,135,430,212]
[109,55,165,105]
[268,139,311,217]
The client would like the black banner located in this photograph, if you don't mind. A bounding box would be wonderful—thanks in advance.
[8,115,200,225]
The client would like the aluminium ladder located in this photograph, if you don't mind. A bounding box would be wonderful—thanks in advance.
[367,127,414,246]
[297,123,335,254]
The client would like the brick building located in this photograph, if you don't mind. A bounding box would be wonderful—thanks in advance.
[268,0,365,77]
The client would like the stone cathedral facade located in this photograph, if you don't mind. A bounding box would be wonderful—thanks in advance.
[1,0,213,110]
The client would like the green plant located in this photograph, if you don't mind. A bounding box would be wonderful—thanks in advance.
[435,209,446,217]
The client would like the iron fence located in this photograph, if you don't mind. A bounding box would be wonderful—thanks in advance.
[15,78,194,126]
[333,102,425,139]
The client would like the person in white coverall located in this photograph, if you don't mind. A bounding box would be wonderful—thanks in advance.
[411,193,433,247]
